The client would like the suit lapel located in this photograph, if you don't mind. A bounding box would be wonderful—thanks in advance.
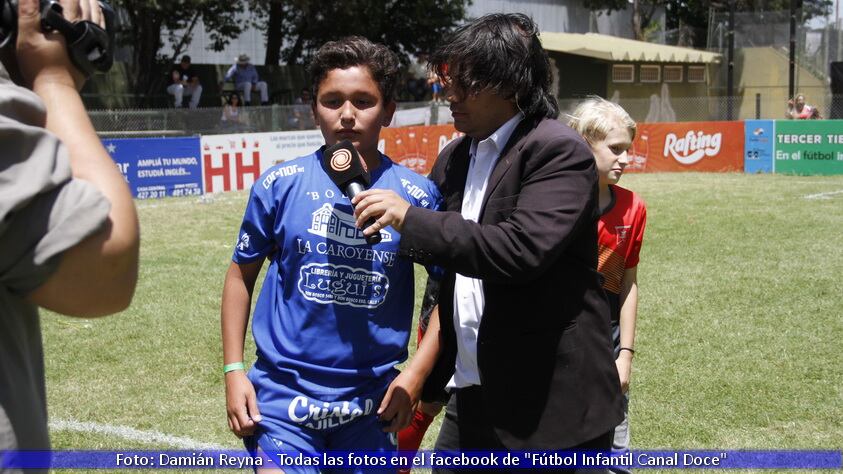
[479,118,532,214]
[442,137,472,212]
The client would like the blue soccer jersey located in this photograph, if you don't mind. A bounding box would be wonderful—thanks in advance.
[232,148,441,430]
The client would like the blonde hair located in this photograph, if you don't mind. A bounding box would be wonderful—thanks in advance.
[567,96,636,144]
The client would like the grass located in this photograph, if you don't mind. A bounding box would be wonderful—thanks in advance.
[40,173,843,471]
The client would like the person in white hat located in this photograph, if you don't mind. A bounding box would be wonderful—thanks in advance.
[222,53,269,105]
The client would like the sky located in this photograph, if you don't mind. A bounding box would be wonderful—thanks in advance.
[810,0,842,28]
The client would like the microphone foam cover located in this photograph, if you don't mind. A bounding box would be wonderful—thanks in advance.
[322,140,370,188]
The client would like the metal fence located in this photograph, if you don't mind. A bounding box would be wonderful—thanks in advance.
[708,10,843,84]
[91,94,843,138]
[561,93,841,123]
[90,101,449,137]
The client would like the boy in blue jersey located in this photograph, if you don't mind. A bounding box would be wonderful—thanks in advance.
[221,37,443,473]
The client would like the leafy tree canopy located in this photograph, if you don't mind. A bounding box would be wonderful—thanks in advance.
[249,0,470,65]
[582,0,832,46]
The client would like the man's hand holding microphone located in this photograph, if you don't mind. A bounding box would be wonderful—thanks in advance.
[323,139,411,243]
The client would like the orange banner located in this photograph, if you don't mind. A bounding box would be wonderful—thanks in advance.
[380,124,461,175]
[628,121,745,172]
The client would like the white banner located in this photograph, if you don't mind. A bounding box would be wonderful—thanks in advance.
[200,130,324,193]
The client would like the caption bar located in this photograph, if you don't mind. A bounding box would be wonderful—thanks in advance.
[1,450,840,469]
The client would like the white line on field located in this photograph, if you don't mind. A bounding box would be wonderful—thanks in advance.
[803,189,843,200]
[50,419,230,450]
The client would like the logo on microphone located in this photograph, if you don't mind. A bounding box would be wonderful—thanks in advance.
[330,149,353,172]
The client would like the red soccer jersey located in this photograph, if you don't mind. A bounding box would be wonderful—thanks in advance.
[597,185,647,296]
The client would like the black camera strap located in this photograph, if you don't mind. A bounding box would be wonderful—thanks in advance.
[40,1,111,77]
[0,0,114,77]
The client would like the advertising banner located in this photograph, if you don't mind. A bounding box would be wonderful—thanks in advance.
[103,137,203,199]
[200,130,323,193]
[629,121,744,172]
[744,120,775,173]
[104,125,459,201]
[774,120,843,175]
[379,124,459,175]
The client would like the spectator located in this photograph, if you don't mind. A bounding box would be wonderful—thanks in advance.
[166,55,203,109]
[569,96,647,474]
[221,92,248,131]
[786,93,821,119]
[294,87,311,105]
[288,87,314,130]
[222,54,269,106]
[1,0,139,463]
[427,68,442,103]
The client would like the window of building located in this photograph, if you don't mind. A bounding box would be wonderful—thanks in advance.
[688,66,707,82]
[664,65,683,82]
[639,65,661,83]
[612,64,634,83]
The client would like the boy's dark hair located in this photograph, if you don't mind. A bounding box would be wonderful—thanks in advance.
[429,13,558,120]
[308,36,400,104]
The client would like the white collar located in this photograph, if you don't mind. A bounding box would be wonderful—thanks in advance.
[469,112,523,158]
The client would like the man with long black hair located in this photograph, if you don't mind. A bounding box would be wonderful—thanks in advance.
[353,13,623,469]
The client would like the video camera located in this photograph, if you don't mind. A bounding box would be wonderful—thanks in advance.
[0,0,115,76]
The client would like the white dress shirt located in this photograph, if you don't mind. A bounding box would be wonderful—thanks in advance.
[449,112,523,388]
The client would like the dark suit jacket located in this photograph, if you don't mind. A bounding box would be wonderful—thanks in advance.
[398,117,623,449]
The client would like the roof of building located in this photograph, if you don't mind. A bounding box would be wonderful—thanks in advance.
[540,32,721,64]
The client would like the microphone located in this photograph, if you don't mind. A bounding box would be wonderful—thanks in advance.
[322,140,382,245]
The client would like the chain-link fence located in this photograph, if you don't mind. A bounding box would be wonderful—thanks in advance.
[91,94,843,138]
[91,101,451,137]
[562,93,840,123]
[708,10,843,85]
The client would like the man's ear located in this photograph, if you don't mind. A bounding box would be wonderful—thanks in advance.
[381,100,396,127]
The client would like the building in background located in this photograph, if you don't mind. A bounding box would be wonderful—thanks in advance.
[542,32,721,121]
[164,0,664,65]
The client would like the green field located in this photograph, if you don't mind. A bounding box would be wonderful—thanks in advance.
[41,173,843,470]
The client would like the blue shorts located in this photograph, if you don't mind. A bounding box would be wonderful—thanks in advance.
[245,367,398,473]
[245,414,397,474]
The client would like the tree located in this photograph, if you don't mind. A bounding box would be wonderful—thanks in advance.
[582,0,832,46]
[674,1,833,47]
[725,0,832,19]
[581,0,660,41]
[248,0,470,66]
[113,0,245,106]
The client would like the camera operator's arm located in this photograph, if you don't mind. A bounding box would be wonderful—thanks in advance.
[17,0,139,316]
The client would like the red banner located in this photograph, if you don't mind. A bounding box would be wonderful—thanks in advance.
[380,124,460,175]
[628,121,745,172]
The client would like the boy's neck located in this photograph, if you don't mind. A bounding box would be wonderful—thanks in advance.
[598,184,613,213]
[358,149,382,172]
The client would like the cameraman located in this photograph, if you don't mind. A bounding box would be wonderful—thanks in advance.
[0,0,139,462]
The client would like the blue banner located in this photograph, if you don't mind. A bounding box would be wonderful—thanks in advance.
[103,137,203,199]
[1,450,840,469]
[744,120,775,173]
